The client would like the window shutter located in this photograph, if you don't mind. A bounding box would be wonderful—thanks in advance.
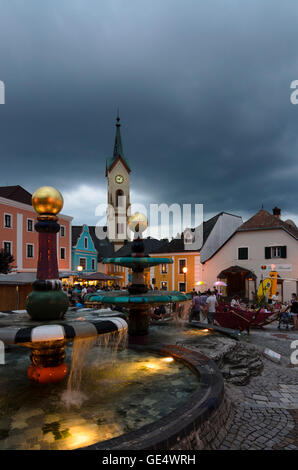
[265,247,271,259]
[281,246,287,258]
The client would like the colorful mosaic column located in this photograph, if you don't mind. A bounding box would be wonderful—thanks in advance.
[26,186,69,383]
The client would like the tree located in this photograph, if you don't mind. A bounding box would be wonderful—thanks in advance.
[0,249,14,274]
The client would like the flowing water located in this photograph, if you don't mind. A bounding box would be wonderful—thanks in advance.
[0,329,199,450]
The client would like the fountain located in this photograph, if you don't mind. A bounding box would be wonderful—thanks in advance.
[0,188,227,451]
[0,186,127,384]
[85,212,192,344]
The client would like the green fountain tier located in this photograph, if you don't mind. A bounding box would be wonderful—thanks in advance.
[103,257,173,270]
[85,290,191,305]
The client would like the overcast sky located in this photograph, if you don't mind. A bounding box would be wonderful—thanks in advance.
[0,0,298,230]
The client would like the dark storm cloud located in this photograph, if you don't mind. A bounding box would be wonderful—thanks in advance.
[0,0,298,224]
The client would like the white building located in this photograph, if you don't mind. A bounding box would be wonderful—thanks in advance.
[201,207,298,302]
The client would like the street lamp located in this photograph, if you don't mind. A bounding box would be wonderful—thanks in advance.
[77,265,83,273]
[182,266,188,291]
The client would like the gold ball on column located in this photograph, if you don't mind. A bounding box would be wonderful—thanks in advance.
[128,212,148,233]
[32,186,64,215]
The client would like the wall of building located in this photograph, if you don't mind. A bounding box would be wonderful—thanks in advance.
[72,225,98,274]
[150,252,200,292]
[200,213,243,263]
[0,197,72,273]
[202,229,298,301]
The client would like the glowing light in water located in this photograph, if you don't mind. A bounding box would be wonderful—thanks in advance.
[161,357,174,363]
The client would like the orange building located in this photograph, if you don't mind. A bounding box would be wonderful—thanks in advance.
[0,186,73,273]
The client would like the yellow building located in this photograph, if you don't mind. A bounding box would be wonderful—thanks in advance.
[149,237,200,292]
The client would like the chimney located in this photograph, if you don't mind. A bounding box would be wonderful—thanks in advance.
[273,207,281,219]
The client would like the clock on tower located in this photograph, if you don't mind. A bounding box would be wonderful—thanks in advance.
[106,115,131,250]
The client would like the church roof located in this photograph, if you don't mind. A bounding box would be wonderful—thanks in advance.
[106,115,131,174]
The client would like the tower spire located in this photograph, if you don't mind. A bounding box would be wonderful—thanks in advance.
[113,111,124,158]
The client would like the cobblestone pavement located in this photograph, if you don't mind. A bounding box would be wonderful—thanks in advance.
[214,324,298,450]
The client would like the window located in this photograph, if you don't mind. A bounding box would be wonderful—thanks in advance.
[115,189,124,208]
[27,219,34,232]
[92,258,96,270]
[238,247,248,260]
[117,223,125,235]
[265,246,287,259]
[161,281,168,290]
[161,264,168,274]
[27,244,34,258]
[84,237,88,249]
[60,247,66,260]
[79,258,86,270]
[3,241,12,255]
[179,259,186,274]
[179,282,186,292]
[272,247,281,258]
[4,214,12,228]
[60,226,65,237]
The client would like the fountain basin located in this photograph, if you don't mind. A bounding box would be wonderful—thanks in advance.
[0,310,227,450]
[103,257,173,270]
[83,344,225,450]
[85,290,191,306]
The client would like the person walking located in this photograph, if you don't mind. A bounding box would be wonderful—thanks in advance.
[206,291,218,325]
[190,293,201,321]
[199,291,208,322]
[286,293,298,330]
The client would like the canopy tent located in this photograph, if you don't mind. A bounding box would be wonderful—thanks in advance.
[79,272,122,281]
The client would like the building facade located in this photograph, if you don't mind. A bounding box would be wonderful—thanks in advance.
[201,208,298,301]
[148,213,242,292]
[0,186,72,273]
[72,225,98,274]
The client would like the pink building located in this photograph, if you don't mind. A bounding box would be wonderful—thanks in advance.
[0,186,72,273]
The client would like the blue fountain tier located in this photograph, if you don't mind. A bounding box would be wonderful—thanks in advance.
[85,290,192,306]
[103,257,173,270]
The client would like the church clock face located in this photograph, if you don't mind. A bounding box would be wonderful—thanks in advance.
[115,174,124,184]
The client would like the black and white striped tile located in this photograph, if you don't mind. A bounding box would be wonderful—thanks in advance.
[0,317,128,345]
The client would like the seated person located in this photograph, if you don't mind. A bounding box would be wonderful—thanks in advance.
[231,296,240,308]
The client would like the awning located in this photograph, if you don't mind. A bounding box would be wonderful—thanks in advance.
[79,272,122,281]
[0,272,36,285]
[217,265,256,280]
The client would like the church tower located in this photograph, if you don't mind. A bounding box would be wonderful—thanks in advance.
[106,114,131,251]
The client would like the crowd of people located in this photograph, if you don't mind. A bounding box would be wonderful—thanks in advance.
[189,290,218,325]
[188,289,298,330]
[62,283,123,307]
[61,282,298,331]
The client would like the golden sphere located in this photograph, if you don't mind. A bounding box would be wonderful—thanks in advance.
[128,212,148,233]
[32,186,64,215]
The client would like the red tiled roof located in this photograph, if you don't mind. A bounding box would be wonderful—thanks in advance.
[237,209,298,239]
[0,185,32,206]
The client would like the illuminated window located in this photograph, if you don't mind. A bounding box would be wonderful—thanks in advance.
[179,259,186,274]
[161,264,168,274]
